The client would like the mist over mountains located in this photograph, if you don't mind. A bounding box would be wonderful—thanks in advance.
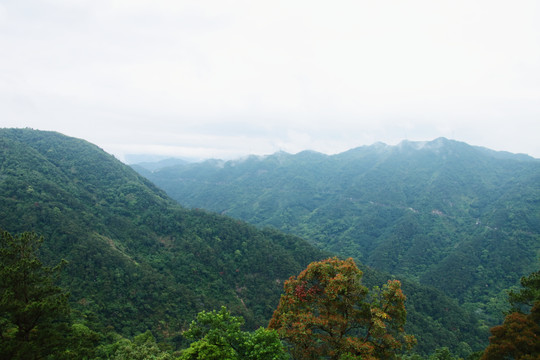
[133,137,540,318]
[0,128,327,337]
[1,129,537,356]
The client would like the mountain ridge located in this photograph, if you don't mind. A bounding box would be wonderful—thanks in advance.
[0,128,327,339]
[135,136,540,321]
[152,138,537,167]
[0,128,489,355]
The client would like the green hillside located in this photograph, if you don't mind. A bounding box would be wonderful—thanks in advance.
[136,138,540,319]
[0,128,326,342]
[0,129,491,355]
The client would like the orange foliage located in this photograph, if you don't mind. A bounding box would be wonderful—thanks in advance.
[481,302,540,360]
[268,257,415,360]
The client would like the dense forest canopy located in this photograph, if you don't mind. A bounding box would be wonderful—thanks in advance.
[0,128,326,340]
[2,128,537,358]
[135,138,540,321]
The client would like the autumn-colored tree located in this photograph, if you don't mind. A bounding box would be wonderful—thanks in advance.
[480,304,540,360]
[268,257,415,360]
[481,270,540,360]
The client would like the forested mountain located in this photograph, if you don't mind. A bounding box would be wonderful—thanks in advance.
[0,129,491,355]
[135,138,540,320]
[131,157,190,172]
[0,128,327,344]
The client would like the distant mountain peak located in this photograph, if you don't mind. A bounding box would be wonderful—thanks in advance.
[397,137,454,150]
[370,141,390,149]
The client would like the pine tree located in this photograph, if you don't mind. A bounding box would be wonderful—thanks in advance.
[0,231,70,359]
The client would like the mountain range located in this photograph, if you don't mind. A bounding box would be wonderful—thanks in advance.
[2,129,523,355]
[133,137,540,322]
[0,128,328,342]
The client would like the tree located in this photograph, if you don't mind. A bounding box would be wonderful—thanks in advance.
[480,305,540,360]
[508,270,540,312]
[0,230,70,359]
[481,269,540,360]
[62,323,102,360]
[180,306,288,360]
[111,331,174,360]
[268,257,415,360]
[428,347,458,360]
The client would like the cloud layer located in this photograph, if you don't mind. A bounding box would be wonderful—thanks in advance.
[2,0,539,160]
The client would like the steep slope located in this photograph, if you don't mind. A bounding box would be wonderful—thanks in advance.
[0,128,327,343]
[136,138,540,315]
[0,129,489,355]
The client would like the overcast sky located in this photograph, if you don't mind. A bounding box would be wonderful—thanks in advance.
[1,0,539,161]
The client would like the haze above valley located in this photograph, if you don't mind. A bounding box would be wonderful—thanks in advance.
[2,0,539,160]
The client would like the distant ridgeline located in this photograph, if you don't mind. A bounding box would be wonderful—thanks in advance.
[134,138,540,321]
[0,128,494,355]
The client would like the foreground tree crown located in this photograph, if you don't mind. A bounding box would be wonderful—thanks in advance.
[0,230,70,360]
[480,269,540,360]
[180,306,287,360]
[268,257,416,360]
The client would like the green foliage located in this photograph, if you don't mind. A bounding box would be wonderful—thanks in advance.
[508,270,540,312]
[180,307,288,360]
[139,139,540,310]
[86,330,177,360]
[0,128,327,349]
[402,346,480,360]
[133,138,540,354]
[62,323,102,359]
[428,347,459,360]
[110,331,174,360]
[0,230,71,360]
[2,129,536,357]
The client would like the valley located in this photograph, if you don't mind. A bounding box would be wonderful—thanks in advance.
[1,129,538,358]
[135,138,540,320]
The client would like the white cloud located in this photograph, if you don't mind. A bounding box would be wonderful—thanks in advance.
[1,0,539,159]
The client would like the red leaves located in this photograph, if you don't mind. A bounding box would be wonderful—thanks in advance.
[269,257,414,360]
[294,282,308,301]
[294,281,321,302]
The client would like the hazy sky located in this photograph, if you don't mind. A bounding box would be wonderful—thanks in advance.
[1,0,539,161]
